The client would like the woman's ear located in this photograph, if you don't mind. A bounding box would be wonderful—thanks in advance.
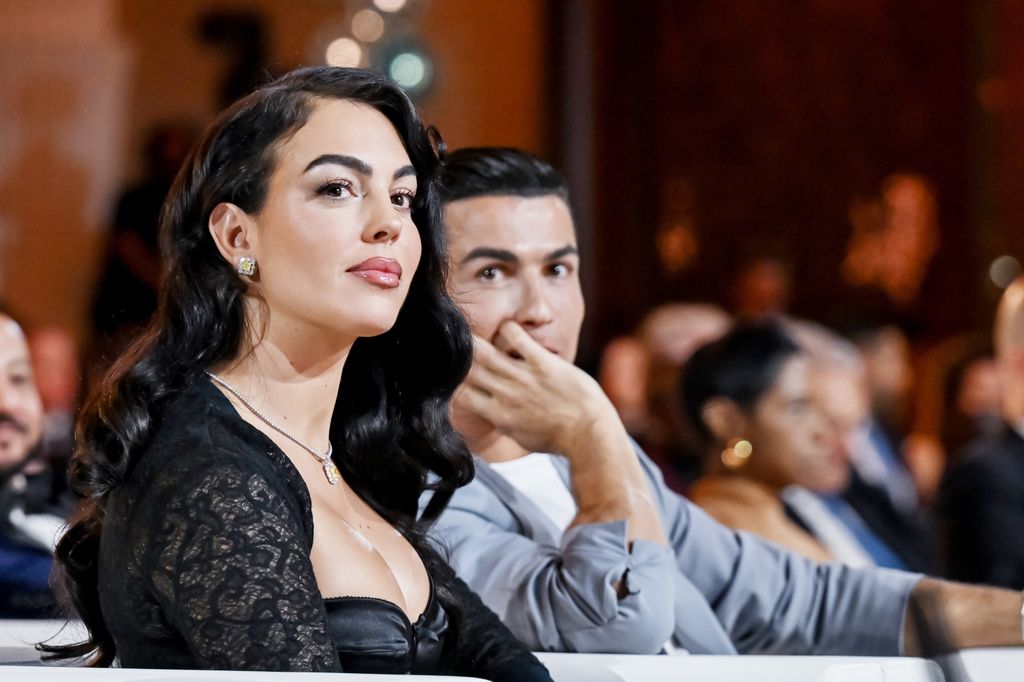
[209,202,257,269]
[701,397,748,444]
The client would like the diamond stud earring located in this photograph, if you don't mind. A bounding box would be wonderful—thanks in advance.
[236,256,257,277]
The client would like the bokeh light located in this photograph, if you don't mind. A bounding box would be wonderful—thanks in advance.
[325,37,363,67]
[352,9,385,43]
[373,0,408,12]
[388,51,429,90]
[989,255,1022,289]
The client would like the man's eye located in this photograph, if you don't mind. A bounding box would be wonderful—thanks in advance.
[548,262,571,277]
[316,180,354,199]
[478,266,501,281]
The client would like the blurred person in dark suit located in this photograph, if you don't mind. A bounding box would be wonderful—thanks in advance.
[940,349,1003,464]
[939,276,1024,587]
[799,325,937,573]
[846,322,925,510]
[0,312,61,617]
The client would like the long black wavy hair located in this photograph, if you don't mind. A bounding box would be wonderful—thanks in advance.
[47,66,474,665]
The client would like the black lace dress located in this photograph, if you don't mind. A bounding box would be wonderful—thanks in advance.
[96,378,551,680]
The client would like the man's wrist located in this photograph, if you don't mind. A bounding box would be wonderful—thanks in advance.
[1019,591,1024,642]
[555,406,615,457]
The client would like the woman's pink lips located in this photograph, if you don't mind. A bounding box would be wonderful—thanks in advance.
[347,257,402,289]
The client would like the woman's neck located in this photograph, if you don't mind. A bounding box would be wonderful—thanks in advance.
[215,308,355,450]
[705,458,785,496]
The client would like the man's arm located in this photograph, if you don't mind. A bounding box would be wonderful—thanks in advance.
[634,447,920,655]
[457,321,666,548]
[904,578,1024,655]
[648,446,1024,655]
[432,466,678,654]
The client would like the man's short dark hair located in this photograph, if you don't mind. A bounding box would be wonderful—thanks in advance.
[440,147,570,204]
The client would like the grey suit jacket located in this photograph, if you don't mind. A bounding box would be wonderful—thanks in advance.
[430,447,920,655]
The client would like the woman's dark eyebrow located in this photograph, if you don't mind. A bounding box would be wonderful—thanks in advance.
[304,154,372,175]
[393,165,416,180]
[303,156,416,182]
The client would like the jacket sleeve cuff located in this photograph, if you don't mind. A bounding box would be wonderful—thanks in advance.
[561,520,675,598]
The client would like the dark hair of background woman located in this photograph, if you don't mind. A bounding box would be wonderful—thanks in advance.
[679,320,801,444]
[47,66,474,665]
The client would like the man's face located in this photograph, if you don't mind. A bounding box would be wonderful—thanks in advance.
[444,194,585,361]
[0,315,43,472]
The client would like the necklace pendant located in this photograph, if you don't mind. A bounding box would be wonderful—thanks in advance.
[323,460,341,485]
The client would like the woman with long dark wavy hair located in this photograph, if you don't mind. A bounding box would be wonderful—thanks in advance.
[45,66,551,679]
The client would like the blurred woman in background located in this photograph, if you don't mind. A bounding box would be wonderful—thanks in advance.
[680,321,851,562]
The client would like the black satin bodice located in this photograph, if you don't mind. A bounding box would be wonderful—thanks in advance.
[324,588,447,674]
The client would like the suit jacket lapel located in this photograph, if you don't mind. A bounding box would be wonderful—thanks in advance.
[474,457,565,547]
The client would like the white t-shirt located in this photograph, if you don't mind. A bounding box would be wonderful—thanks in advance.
[490,453,578,540]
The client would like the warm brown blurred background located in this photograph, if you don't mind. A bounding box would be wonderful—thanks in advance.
[1,0,1023,369]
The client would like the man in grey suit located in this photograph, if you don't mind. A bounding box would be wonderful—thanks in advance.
[431,146,1023,656]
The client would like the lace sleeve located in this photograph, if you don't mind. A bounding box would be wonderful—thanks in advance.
[140,449,340,671]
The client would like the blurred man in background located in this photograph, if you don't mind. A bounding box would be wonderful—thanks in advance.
[940,276,1024,587]
[795,321,937,573]
[0,311,61,617]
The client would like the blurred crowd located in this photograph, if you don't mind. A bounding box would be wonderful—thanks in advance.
[598,259,1020,583]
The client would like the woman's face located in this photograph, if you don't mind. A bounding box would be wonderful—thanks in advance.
[246,98,422,343]
[743,355,849,493]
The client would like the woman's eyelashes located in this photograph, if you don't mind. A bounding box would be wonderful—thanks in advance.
[316,178,356,200]
[314,178,416,208]
[391,188,416,209]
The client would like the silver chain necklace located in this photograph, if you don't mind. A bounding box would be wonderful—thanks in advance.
[205,371,341,485]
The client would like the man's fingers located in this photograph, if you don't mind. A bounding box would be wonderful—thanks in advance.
[456,382,503,423]
[473,334,530,381]
[463,361,497,395]
[464,360,525,405]
[495,321,551,365]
